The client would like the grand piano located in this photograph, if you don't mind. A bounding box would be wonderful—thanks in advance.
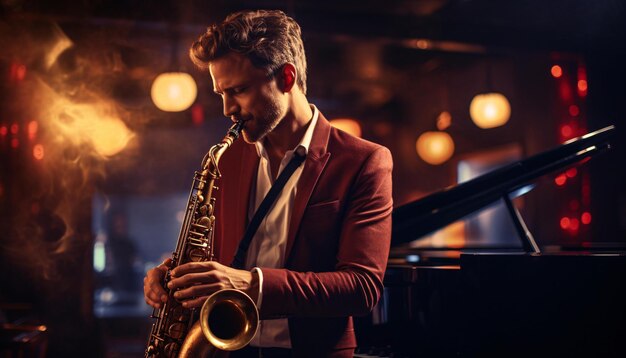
[355,125,625,357]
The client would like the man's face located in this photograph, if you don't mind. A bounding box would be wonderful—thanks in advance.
[209,52,287,143]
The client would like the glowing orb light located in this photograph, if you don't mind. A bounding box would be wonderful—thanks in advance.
[151,72,197,112]
[469,92,511,129]
[416,131,455,165]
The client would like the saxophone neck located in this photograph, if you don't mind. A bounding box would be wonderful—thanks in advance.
[203,120,244,171]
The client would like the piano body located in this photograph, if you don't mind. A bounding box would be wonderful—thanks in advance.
[355,125,626,357]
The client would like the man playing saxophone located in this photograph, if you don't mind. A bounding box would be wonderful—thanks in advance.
[144,9,393,358]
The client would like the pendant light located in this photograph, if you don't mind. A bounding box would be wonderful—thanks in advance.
[416,109,455,166]
[470,60,510,129]
[151,26,197,112]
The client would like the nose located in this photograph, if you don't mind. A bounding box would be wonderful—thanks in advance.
[222,95,240,119]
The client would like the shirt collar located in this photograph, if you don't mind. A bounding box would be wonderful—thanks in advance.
[255,104,319,159]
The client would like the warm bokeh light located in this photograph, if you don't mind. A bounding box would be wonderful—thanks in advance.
[436,111,452,130]
[415,39,430,49]
[550,65,563,78]
[469,92,511,129]
[191,104,204,126]
[11,138,19,148]
[10,63,27,82]
[568,105,580,117]
[560,217,570,229]
[560,124,573,138]
[566,168,577,178]
[416,131,455,165]
[569,218,580,231]
[330,118,362,137]
[33,144,44,160]
[554,174,567,186]
[577,79,588,93]
[0,126,7,136]
[10,123,19,134]
[151,72,198,112]
[28,120,38,140]
[581,212,592,225]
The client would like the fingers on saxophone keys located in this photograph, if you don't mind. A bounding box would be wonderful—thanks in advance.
[171,261,218,276]
[173,284,224,305]
[181,296,209,309]
[168,271,218,290]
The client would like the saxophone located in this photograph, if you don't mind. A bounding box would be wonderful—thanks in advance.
[146,120,259,358]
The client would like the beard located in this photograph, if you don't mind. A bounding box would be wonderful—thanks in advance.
[241,97,284,144]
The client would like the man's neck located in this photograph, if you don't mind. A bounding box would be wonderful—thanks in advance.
[262,94,312,180]
[264,96,312,159]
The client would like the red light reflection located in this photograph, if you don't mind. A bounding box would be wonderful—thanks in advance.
[33,144,44,160]
[550,65,563,78]
[560,217,570,229]
[566,168,577,178]
[560,125,573,138]
[581,212,592,225]
[10,63,27,82]
[191,104,204,126]
[28,121,38,140]
[555,174,567,186]
[568,105,580,117]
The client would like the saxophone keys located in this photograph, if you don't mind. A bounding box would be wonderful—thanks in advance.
[163,342,180,358]
[188,248,206,262]
[168,322,186,339]
[170,305,189,322]
[197,216,211,227]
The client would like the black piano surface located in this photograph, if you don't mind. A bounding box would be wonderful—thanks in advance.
[355,126,626,357]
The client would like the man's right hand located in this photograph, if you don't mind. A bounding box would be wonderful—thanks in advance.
[143,258,171,309]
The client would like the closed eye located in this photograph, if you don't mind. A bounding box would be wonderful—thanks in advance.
[214,86,247,97]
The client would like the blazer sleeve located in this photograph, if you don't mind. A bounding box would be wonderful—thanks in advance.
[259,146,393,319]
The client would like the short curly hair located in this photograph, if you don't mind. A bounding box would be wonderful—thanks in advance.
[190,9,308,94]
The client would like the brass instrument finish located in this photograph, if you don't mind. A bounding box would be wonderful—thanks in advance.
[146,121,258,358]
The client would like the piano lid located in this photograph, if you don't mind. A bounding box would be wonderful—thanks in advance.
[392,125,616,246]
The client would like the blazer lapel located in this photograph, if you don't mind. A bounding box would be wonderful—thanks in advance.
[222,142,258,265]
[285,113,332,260]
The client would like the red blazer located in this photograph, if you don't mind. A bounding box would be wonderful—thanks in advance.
[212,112,393,357]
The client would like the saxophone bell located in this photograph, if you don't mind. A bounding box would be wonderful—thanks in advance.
[178,290,259,357]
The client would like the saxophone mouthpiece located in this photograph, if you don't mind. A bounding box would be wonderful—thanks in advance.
[228,120,245,140]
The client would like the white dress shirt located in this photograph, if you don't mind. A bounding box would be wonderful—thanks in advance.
[244,105,319,348]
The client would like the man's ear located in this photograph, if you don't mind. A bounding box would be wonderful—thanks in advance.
[279,63,297,92]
